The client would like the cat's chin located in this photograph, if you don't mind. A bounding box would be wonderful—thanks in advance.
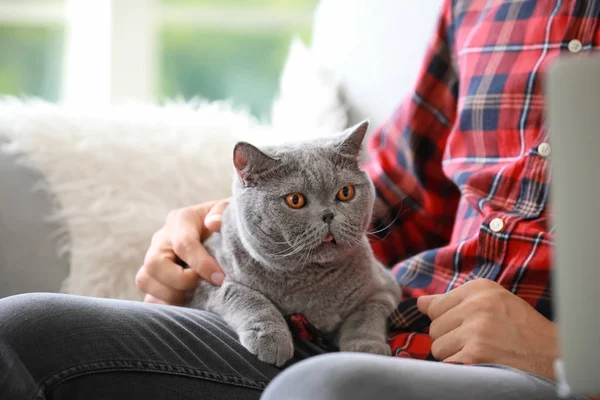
[311,240,355,262]
[255,235,361,270]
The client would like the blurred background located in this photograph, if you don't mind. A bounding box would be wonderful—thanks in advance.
[0,0,318,118]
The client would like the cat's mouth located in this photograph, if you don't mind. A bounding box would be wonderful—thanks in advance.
[323,233,337,245]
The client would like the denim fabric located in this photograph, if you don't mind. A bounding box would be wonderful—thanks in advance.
[0,293,280,400]
[1,293,587,400]
[261,353,590,400]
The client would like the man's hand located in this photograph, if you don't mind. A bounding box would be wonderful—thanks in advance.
[417,279,558,380]
[136,199,230,306]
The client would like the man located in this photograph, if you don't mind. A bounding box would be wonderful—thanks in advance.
[0,1,594,399]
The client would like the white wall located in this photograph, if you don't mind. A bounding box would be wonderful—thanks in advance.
[311,0,444,129]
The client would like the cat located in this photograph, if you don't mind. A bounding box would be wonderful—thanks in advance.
[189,120,401,366]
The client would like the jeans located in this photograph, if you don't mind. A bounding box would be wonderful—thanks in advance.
[0,293,585,400]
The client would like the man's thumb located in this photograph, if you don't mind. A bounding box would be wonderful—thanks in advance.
[204,199,230,232]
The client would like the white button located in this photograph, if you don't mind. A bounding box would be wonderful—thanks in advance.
[490,218,505,233]
[568,39,583,53]
[538,142,552,157]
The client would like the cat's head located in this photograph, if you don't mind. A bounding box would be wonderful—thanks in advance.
[231,120,374,269]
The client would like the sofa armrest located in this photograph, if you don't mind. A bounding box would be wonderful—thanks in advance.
[0,136,69,298]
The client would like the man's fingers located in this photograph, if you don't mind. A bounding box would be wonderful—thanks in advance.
[170,236,224,286]
[169,207,204,244]
[187,245,225,285]
[430,325,466,361]
[138,200,230,302]
[204,199,230,232]
[168,206,226,286]
[441,351,467,365]
[419,292,462,320]
[417,295,439,315]
[426,279,502,320]
[144,260,201,291]
[442,345,486,365]
[425,285,473,320]
[428,302,467,340]
[136,272,188,305]
[144,293,168,305]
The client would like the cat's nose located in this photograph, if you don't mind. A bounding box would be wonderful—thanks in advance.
[322,211,334,224]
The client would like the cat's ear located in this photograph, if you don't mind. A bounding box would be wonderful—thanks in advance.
[233,142,279,185]
[338,120,369,158]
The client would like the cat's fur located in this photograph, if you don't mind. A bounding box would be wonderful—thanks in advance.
[189,121,400,366]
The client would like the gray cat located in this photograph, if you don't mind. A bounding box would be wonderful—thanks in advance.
[189,120,400,366]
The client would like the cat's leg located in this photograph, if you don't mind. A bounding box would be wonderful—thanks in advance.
[337,289,398,356]
[206,281,294,367]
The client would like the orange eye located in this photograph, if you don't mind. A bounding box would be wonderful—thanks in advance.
[336,185,355,201]
[285,193,306,209]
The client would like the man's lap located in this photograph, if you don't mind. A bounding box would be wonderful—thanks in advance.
[0,293,577,400]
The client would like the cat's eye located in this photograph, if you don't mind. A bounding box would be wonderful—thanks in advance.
[285,193,306,209]
[336,185,355,201]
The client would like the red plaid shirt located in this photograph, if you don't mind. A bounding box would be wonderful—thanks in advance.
[365,0,600,359]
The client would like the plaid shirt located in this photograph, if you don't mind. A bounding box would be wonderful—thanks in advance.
[364,0,600,359]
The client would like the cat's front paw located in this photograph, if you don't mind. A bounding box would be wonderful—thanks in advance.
[239,324,294,367]
[340,339,392,356]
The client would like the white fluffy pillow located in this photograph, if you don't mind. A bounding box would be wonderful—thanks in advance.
[0,100,257,300]
[0,40,347,300]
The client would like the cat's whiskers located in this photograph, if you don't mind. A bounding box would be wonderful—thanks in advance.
[269,239,294,245]
[344,235,363,248]
[270,242,309,259]
[254,223,296,246]
[295,245,313,272]
[302,247,315,272]
[267,234,305,246]
[262,240,307,259]
[263,228,314,258]
[267,226,322,259]
[366,203,414,239]
[337,220,361,243]
[287,227,318,247]
[337,221,370,250]
[300,237,320,271]
[291,225,324,271]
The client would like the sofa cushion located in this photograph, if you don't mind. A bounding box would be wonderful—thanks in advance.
[0,135,69,298]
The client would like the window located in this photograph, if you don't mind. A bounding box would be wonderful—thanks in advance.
[159,0,315,117]
[0,0,318,117]
[0,0,66,101]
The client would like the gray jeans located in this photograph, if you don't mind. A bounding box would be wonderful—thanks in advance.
[0,293,583,400]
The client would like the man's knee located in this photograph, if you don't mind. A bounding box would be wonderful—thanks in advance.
[0,293,66,342]
[261,353,408,400]
[0,293,69,391]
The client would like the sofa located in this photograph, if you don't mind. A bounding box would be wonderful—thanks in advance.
[0,0,443,299]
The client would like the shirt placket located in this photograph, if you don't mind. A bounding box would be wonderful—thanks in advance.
[563,0,599,54]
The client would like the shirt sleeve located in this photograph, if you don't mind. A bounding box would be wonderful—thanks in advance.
[363,0,461,267]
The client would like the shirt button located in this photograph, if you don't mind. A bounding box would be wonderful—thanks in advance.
[538,142,552,157]
[490,218,505,233]
[568,39,583,53]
